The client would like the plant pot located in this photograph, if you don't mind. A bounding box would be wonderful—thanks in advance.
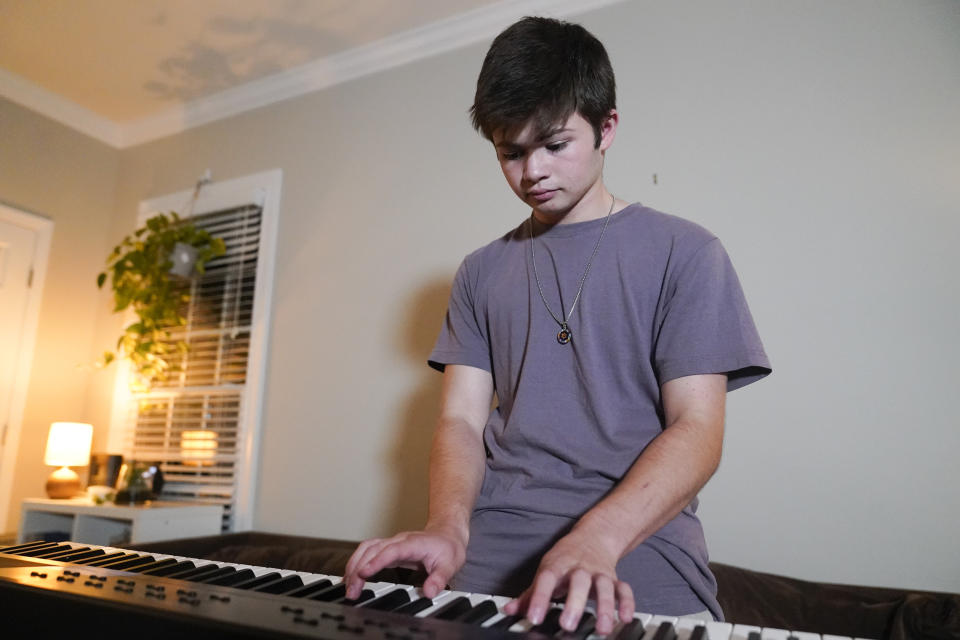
[169,242,199,277]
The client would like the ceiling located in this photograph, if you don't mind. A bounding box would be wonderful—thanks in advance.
[0,0,622,147]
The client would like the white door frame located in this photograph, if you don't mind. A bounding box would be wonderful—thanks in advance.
[0,202,54,533]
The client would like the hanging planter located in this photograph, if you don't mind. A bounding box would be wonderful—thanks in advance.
[97,212,226,390]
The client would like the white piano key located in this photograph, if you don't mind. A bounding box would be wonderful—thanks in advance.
[412,589,467,617]
[760,628,792,640]
[704,621,735,640]
[790,632,821,640]
[731,624,763,640]
[675,619,709,640]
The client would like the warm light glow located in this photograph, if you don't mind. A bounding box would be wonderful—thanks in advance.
[44,422,93,467]
[181,429,217,466]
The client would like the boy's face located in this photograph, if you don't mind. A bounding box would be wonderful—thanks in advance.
[492,111,616,222]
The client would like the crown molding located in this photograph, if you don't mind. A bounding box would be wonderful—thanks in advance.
[0,67,123,147]
[2,0,627,149]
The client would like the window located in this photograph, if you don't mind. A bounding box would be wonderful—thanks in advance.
[110,171,281,532]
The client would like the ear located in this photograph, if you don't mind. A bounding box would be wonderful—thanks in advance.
[598,109,619,152]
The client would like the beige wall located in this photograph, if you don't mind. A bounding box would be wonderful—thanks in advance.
[0,96,120,528]
[5,0,959,593]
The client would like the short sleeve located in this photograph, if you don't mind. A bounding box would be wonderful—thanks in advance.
[428,258,492,373]
[653,238,771,391]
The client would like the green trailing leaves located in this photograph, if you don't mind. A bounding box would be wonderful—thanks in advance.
[97,211,226,390]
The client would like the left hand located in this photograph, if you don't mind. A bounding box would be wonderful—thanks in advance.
[502,531,634,635]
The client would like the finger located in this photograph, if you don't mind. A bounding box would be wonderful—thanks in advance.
[525,569,559,625]
[345,538,381,577]
[616,580,635,623]
[560,569,592,631]
[422,566,452,598]
[502,588,530,615]
[347,540,411,598]
[592,575,616,634]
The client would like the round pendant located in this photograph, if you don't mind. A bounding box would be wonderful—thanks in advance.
[557,326,572,344]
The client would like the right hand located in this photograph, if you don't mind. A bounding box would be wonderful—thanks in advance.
[343,526,467,600]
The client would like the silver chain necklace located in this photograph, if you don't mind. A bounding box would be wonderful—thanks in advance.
[529,196,616,344]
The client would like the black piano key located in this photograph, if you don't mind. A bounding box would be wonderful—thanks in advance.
[746,633,762,640]
[361,588,412,611]
[180,565,235,582]
[232,572,284,590]
[456,599,499,625]
[488,614,523,630]
[254,574,305,595]
[336,588,375,606]
[34,546,92,560]
[786,636,800,640]
[19,544,73,557]
[141,560,197,576]
[531,607,564,636]
[85,553,141,567]
[429,596,473,621]
[309,582,346,601]
[97,555,159,571]
[53,549,106,563]
[124,558,179,573]
[0,540,61,554]
[203,568,256,586]
[613,618,647,640]
[651,621,678,640]
[394,597,434,616]
[285,578,333,598]
[688,625,710,640]
[562,612,597,640]
[72,552,127,565]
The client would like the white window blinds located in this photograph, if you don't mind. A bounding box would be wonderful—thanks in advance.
[126,204,262,532]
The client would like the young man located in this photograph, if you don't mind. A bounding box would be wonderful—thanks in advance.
[345,16,770,633]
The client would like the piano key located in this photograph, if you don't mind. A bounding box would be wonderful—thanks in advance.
[675,619,710,640]
[285,578,334,598]
[309,581,347,601]
[486,613,523,630]
[562,611,597,640]
[203,568,257,586]
[732,625,764,640]
[336,588,375,606]
[394,596,435,615]
[759,629,791,640]
[429,595,474,621]
[231,571,284,590]
[0,540,60,554]
[31,546,93,560]
[96,555,161,571]
[457,599,500,625]
[141,560,196,577]
[19,544,74,557]
[84,553,141,567]
[361,587,413,611]
[52,549,107,563]
[254,573,304,595]
[123,558,180,573]
[650,620,679,640]
[704,621,734,640]
[182,565,237,582]
[531,607,564,635]
[686,625,709,640]
[615,618,649,640]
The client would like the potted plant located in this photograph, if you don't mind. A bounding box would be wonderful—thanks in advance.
[97,212,226,390]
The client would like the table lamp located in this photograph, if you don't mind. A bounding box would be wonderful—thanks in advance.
[44,422,93,499]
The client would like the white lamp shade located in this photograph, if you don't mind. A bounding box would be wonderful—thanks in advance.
[44,422,93,467]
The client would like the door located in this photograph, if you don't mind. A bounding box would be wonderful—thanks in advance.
[0,217,37,462]
[0,203,52,532]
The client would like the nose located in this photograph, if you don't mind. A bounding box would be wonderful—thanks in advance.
[522,149,548,183]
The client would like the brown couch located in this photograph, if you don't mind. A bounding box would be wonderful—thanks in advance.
[130,532,960,640]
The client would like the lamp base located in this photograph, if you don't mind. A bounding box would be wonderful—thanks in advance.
[46,466,81,499]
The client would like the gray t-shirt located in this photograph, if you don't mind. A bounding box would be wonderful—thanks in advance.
[428,204,771,620]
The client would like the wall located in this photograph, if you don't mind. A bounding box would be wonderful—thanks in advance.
[0,97,120,529]
[12,0,960,593]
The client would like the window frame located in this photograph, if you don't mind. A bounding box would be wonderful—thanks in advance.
[106,169,282,531]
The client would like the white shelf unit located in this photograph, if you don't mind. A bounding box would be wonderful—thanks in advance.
[18,498,223,546]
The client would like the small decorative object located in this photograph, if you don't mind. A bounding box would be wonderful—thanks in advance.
[114,461,164,504]
[87,485,115,505]
[97,211,226,390]
[44,422,93,499]
[181,430,217,466]
[88,453,123,487]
